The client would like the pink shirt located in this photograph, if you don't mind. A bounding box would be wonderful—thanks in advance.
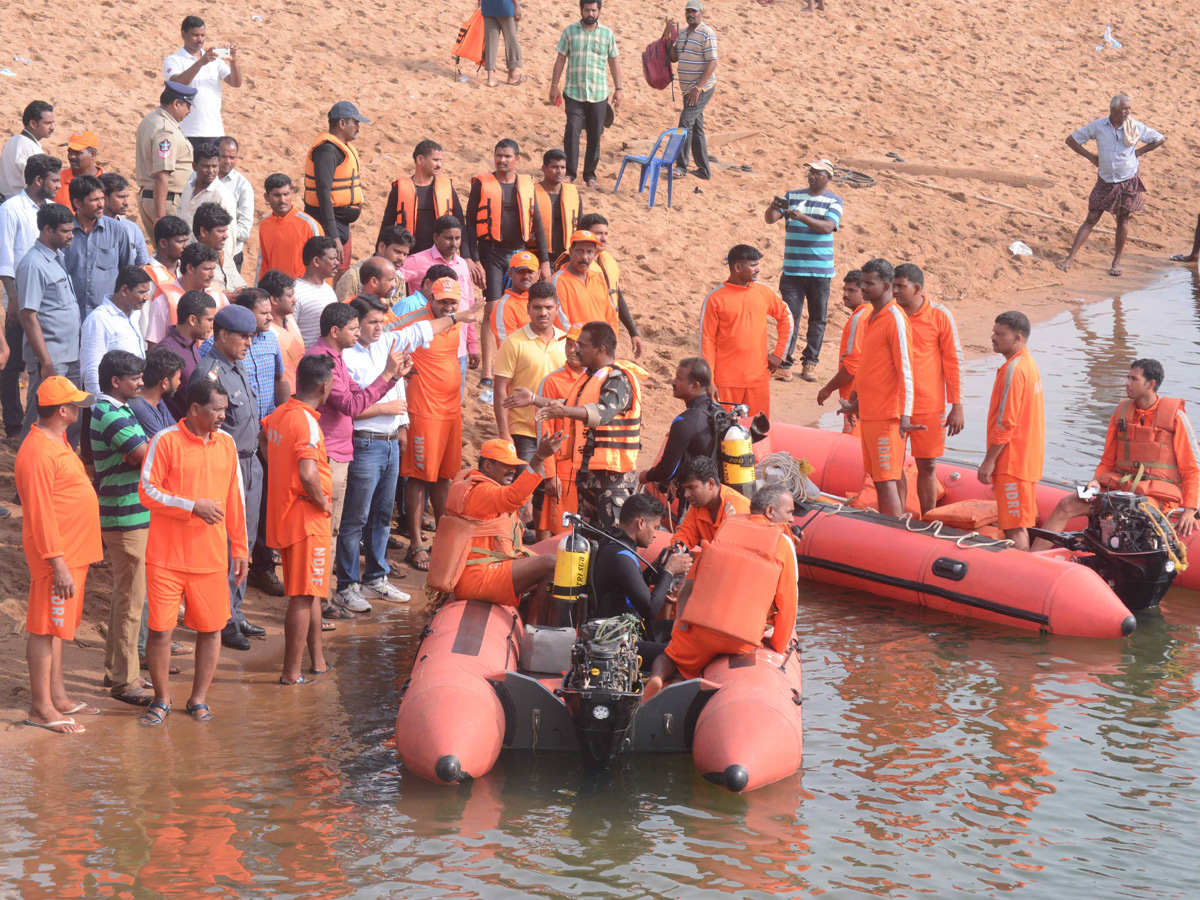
[401,245,479,357]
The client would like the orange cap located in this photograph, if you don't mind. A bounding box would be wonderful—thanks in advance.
[37,376,90,406]
[480,438,525,467]
[429,276,462,301]
[64,131,99,151]
[566,325,583,341]
[509,250,539,271]
[569,230,599,248]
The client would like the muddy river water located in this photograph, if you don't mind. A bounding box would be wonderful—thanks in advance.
[3,271,1200,898]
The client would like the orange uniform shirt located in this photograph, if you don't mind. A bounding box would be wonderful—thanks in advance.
[54,166,105,208]
[554,266,616,332]
[699,281,793,389]
[986,347,1044,482]
[270,315,306,391]
[261,398,333,549]
[491,289,530,344]
[256,207,323,280]
[14,425,103,578]
[394,306,462,420]
[855,300,915,421]
[673,484,752,549]
[1095,398,1200,509]
[838,302,871,401]
[460,467,542,564]
[905,297,964,415]
[139,422,249,573]
[748,515,799,654]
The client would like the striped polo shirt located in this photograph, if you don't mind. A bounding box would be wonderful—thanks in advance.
[674,23,718,92]
[782,188,844,279]
[90,396,150,531]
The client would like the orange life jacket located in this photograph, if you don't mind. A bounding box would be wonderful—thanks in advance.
[473,173,535,243]
[393,175,454,230]
[566,361,647,474]
[531,183,580,253]
[304,132,363,210]
[426,470,526,594]
[1104,397,1185,504]
[678,516,784,645]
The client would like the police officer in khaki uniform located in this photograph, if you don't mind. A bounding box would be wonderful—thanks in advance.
[189,304,263,651]
[135,81,197,234]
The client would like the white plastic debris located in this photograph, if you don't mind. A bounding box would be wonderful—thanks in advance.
[1096,24,1122,51]
[0,69,16,78]
[1009,241,1033,257]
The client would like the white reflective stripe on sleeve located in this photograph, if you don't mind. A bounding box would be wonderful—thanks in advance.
[698,286,721,357]
[890,305,915,418]
[1177,410,1200,464]
[495,296,510,343]
[140,425,196,514]
[303,410,321,449]
[995,358,1018,429]
[931,301,964,373]
[843,306,866,360]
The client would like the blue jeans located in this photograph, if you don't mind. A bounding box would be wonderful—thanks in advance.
[336,435,400,591]
[460,355,468,400]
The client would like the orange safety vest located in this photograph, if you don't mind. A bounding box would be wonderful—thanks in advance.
[393,175,454,230]
[566,361,647,474]
[532,183,580,251]
[304,132,363,210]
[426,470,526,593]
[473,173,535,243]
[678,516,784,645]
[1104,397,1185,504]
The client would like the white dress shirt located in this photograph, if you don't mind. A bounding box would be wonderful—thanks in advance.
[0,132,41,200]
[220,168,254,259]
[344,321,436,433]
[0,191,41,280]
[80,298,146,395]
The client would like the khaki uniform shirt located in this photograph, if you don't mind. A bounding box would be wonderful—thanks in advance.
[135,107,193,193]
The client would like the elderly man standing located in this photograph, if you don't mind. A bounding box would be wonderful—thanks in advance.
[163,15,243,149]
[53,131,103,208]
[0,101,55,203]
[664,1,718,181]
[134,82,197,232]
[1058,94,1166,277]
[304,101,368,273]
[549,0,623,188]
[217,137,253,273]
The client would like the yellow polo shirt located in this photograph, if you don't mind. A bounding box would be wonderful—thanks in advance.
[495,323,567,438]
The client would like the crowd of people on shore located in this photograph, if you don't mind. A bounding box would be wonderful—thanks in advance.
[0,4,1194,735]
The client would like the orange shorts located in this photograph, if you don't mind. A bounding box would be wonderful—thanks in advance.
[907,411,946,458]
[995,475,1037,530]
[859,418,904,482]
[665,623,755,681]
[146,565,230,633]
[537,466,578,533]
[402,412,463,482]
[26,566,89,640]
[454,559,519,607]
[281,534,331,599]
[715,382,770,420]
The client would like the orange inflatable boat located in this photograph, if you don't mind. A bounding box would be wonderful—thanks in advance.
[395,597,803,792]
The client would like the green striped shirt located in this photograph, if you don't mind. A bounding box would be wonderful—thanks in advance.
[90,397,150,531]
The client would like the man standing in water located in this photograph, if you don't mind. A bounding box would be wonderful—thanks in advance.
[978,311,1044,550]
[1058,94,1165,277]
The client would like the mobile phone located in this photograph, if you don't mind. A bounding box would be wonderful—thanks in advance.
[213,48,231,58]
[772,196,789,209]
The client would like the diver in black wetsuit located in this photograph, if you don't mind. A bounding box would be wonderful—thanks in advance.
[638,357,723,488]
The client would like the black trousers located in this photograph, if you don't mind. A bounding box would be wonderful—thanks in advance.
[478,242,517,302]
[779,274,832,366]
[1,318,24,436]
[563,94,607,182]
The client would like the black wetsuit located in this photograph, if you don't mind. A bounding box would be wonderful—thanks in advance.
[641,396,722,485]
[588,530,675,657]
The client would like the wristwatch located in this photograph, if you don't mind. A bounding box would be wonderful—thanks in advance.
[448,312,457,324]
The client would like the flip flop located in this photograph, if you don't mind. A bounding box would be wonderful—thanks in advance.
[1169,254,1196,262]
[185,701,214,722]
[1109,267,1122,277]
[139,701,171,727]
[322,605,354,620]
[310,663,334,675]
[112,690,154,707]
[321,621,337,632]
[23,717,84,733]
[170,642,193,656]
[61,702,101,716]
[506,75,527,86]
[278,674,313,685]
[406,546,431,572]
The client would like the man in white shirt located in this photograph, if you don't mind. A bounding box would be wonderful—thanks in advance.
[0,101,55,202]
[80,267,150,396]
[293,235,342,348]
[177,143,237,251]
[162,15,243,147]
[192,202,244,294]
[1058,93,1166,277]
[0,153,60,437]
[217,137,253,274]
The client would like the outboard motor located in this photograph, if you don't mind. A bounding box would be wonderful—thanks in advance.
[557,615,644,769]
[1034,490,1184,611]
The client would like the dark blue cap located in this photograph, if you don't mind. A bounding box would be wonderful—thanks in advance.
[328,100,369,123]
[213,304,257,334]
[163,80,199,101]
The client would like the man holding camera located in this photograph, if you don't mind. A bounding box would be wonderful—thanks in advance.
[163,15,243,150]
[764,160,844,382]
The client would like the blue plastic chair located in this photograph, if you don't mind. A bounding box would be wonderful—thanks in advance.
[613,127,688,208]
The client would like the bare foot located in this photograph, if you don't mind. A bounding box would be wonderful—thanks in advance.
[1056,259,1072,273]
[643,675,664,700]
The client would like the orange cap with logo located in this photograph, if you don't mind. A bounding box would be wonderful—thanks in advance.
[429,276,462,301]
[64,131,99,151]
[480,438,525,467]
[509,250,539,271]
[569,230,600,248]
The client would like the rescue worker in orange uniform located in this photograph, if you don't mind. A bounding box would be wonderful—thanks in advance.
[839,258,922,518]
[531,149,581,260]
[816,269,869,434]
[137,377,249,726]
[15,377,103,734]
[699,244,793,420]
[1034,358,1199,547]
[978,311,1044,550]
[490,250,539,346]
[257,173,323,281]
[260,354,338,685]
[513,321,648,530]
[428,433,566,608]
[378,139,464,254]
[304,101,367,273]
[672,455,751,549]
[644,482,798,698]
[554,229,644,358]
[464,138,551,385]
[892,263,965,514]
